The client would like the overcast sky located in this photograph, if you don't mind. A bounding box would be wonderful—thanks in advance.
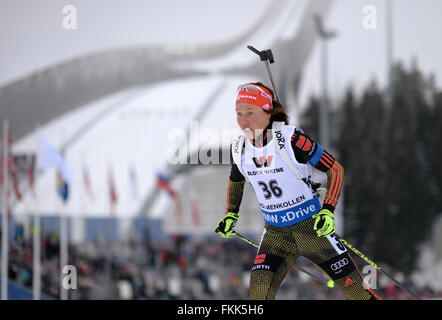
[301,0,442,105]
[1,0,442,107]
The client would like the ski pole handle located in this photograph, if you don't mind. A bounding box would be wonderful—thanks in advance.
[247,45,261,56]
[247,45,275,63]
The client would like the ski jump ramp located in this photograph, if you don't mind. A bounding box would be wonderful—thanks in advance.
[3,0,334,237]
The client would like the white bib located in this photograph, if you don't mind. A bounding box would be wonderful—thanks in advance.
[233,123,321,227]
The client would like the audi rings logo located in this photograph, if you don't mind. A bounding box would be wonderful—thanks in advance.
[331,258,349,271]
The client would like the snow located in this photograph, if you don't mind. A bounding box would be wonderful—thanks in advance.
[11,74,253,219]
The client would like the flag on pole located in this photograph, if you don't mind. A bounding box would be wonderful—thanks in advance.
[37,134,71,300]
[108,166,118,217]
[109,168,118,205]
[56,171,69,203]
[8,160,21,201]
[190,199,200,227]
[156,173,177,198]
[1,120,9,300]
[37,134,73,184]
[82,165,94,201]
[6,127,21,201]
[27,155,35,199]
[0,142,10,220]
[156,172,182,224]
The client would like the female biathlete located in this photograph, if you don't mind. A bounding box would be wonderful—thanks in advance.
[216,82,381,300]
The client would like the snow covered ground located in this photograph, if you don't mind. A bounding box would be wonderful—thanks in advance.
[11,75,250,220]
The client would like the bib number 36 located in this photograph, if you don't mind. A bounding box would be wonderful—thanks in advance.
[257,179,283,199]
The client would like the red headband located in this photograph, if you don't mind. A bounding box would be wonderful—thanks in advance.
[235,84,273,111]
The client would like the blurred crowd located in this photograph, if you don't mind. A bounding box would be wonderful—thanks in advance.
[4,227,441,300]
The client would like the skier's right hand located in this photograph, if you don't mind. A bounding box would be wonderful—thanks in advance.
[215,212,239,238]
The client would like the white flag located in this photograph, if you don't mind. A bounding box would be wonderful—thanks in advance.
[37,134,73,183]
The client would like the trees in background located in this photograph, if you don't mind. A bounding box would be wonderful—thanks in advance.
[300,61,442,274]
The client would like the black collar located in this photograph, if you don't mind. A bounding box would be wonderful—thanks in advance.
[248,122,273,148]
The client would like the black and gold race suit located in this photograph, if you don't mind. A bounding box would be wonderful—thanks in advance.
[226,122,381,300]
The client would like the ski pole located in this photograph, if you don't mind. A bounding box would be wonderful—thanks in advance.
[337,237,421,300]
[234,231,335,288]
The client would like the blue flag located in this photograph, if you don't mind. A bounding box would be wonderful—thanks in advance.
[56,171,69,203]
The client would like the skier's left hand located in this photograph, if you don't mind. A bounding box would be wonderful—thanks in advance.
[313,209,335,237]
